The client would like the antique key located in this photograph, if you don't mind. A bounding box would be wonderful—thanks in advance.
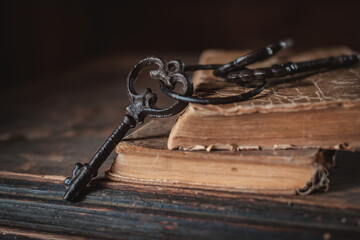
[64,57,194,201]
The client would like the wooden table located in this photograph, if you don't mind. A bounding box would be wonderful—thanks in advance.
[1,55,359,239]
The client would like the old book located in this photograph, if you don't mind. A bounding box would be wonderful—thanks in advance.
[168,47,360,151]
[106,118,336,195]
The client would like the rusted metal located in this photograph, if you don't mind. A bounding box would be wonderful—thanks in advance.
[64,40,360,201]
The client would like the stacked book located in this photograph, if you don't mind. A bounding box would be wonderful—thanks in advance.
[106,47,360,195]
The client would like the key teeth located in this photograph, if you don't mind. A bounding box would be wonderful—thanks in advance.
[64,163,84,187]
[64,177,71,187]
[63,163,95,201]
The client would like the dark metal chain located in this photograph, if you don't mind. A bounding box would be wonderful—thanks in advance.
[64,39,360,201]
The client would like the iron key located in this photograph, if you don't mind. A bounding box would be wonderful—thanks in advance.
[64,57,193,201]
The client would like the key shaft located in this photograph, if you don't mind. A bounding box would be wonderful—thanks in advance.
[64,115,135,201]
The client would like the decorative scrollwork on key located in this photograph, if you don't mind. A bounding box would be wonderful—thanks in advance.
[125,57,194,123]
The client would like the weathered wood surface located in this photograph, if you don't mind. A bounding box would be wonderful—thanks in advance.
[1,170,360,240]
[0,54,360,239]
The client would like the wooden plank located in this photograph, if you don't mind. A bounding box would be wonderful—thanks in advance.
[0,174,360,239]
[0,226,85,240]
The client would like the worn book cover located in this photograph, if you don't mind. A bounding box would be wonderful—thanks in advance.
[168,47,360,151]
[106,118,335,195]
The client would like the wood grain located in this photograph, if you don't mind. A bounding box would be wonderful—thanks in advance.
[1,171,360,239]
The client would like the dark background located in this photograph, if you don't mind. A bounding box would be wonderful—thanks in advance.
[2,0,360,85]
